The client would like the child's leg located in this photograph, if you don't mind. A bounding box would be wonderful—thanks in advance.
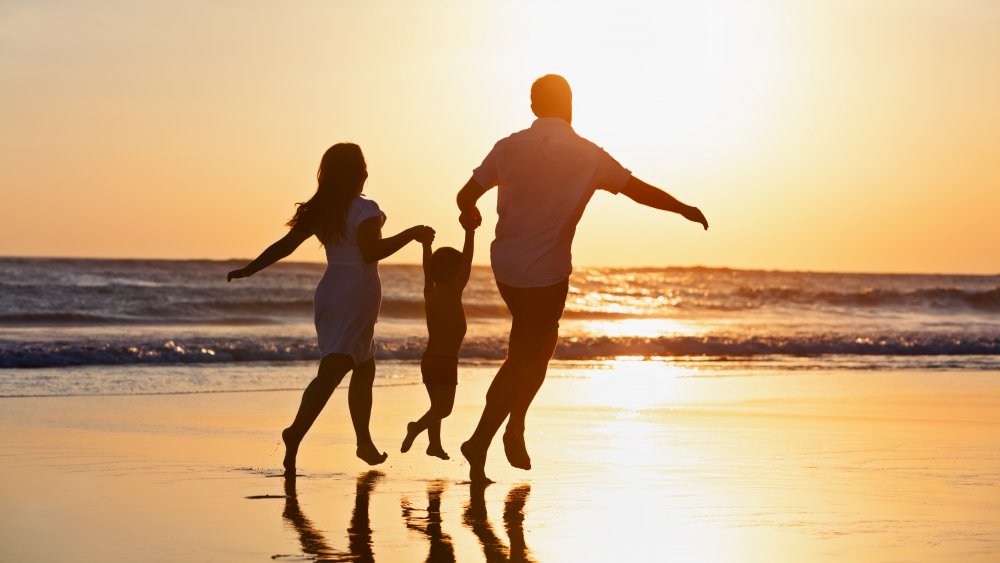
[425,385,456,459]
[401,384,436,453]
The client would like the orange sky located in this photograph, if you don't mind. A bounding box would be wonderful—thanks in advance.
[2,1,998,274]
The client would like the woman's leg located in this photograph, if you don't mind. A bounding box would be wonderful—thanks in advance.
[283,354,354,473]
[349,357,388,465]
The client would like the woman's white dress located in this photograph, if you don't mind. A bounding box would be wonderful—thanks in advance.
[314,195,385,364]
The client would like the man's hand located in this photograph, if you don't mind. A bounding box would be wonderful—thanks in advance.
[682,206,709,230]
[411,225,436,244]
[460,208,482,231]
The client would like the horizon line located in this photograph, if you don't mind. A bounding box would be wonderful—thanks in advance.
[0,254,996,278]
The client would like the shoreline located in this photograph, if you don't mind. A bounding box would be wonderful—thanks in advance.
[2,363,999,561]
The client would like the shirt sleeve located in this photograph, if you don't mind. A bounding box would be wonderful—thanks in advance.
[353,197,387,230]
[471,141,502,189]
[594,148,631,194]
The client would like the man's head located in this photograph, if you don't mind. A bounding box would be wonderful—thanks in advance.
[530,74,572,123]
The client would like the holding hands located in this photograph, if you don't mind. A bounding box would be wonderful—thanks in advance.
[411,225,436,245]
[459,208,482,231]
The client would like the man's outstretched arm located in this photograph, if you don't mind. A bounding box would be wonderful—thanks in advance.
[619,176,708,230]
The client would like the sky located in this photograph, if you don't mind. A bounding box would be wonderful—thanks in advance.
[2,0,998,274]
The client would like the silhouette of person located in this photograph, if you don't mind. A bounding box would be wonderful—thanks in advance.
[458,75,709,482]
[401,480,457,563]
[280,470,383,562]
[228,143,434,472]
[401,212,480,460]
[463,483,535,563]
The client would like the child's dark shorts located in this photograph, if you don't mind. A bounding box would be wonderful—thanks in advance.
[421,354,458,386]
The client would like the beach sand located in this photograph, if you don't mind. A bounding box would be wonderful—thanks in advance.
[1,360,998,562]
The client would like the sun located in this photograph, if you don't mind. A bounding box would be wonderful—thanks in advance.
[485,1,791,168]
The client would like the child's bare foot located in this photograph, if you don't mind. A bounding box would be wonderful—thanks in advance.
[461,440,493,483]
[426,444,450,460]
[401,422,419,453]
[503,429,531,470]
[357,443,388,466]
[281,427,299,474]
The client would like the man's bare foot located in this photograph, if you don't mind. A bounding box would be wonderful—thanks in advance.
[426,444,450,460]
[461,440,493,483]
[503,429,531,470]
[281,427,299,474]
[401,422,419,453]
[356,444,388,465]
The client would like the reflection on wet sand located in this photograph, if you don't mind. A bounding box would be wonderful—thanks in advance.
[279,474,533,562]
[463,482,534,563]
[280,471,382,562]
[401,480,457,562]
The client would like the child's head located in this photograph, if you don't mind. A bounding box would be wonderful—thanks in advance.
[430,247,462,284]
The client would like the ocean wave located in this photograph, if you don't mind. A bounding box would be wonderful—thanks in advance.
[3,333,997,368]
[0,299,649,326]
[732,286,1000,311]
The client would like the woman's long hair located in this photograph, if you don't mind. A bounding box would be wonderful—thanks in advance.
[287,143,367,243]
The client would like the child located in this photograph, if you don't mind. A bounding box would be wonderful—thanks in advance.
[401,212,479,459]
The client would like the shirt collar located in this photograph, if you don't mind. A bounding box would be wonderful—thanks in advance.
[531,117,573,130]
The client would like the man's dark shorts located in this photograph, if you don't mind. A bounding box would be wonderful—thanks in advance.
[497,278,570,334]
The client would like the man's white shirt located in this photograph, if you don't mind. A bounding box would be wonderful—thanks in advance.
[473,117,631,288]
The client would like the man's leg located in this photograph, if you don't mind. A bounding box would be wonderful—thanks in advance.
[502,279,567,469]
[463,280,568,477]
[462,283,532,482]
[462,352,519,482]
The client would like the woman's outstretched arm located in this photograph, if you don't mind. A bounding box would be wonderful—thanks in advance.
[357,217,435,264]
[227,225,312,281]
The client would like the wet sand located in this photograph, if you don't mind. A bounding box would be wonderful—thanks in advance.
[1,361,998,561]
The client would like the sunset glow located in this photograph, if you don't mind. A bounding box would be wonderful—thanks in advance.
[2,0,998,274]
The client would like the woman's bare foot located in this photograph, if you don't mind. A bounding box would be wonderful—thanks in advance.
[503,429,531,470]
[426,444,450,460]
[401,422,419,453]
[461,440,493,483]
[281,427,299,474]
[356,443,388,465]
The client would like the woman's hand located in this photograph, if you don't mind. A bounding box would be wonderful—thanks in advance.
[227,268,250,282]
[411,225,436,244]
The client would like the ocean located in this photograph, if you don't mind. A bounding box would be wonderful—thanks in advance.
[1,257,998,396]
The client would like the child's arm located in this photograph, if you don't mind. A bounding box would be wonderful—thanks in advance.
[358,218,434,264]
[456,211,480,288]
[227,225,312,281]
[422,240,433,297]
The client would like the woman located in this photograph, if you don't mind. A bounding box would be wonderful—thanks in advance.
[228,143,434,472]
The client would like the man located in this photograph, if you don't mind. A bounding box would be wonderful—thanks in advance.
[457,74,708,482]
